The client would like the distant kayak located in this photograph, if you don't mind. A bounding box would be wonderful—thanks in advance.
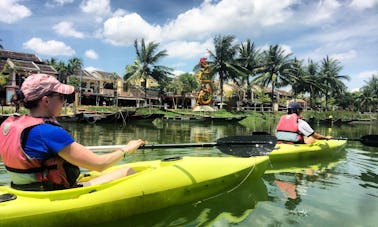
[0,156,269,227]
[269,139,347,163]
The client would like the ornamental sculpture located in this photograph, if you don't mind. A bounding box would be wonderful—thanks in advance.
[196,57,213,105]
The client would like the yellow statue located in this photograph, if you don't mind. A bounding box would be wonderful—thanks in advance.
[196,58,213,105]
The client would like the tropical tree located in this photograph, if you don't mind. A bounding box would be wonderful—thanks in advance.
[358,74,378,112]
[237,39,262,103]
[47,58,69,83]
[124,39,172,102]
[289,58,306,99]
[166,73,198,108]
[318,56,349,109]
[253,44,293,111]
[206,35,248,108]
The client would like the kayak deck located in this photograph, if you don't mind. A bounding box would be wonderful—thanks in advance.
[268,139,347,163]
[0,156,269,227]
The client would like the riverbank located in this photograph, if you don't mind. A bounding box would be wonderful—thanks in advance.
[1,105,377,125]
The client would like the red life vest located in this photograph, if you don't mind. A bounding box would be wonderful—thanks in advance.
[276,114,303,143]
[0,115,79,189]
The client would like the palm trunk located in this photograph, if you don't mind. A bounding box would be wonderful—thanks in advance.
[220,74,224,109]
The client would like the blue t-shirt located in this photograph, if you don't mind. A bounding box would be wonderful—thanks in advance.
[23,124,74,161]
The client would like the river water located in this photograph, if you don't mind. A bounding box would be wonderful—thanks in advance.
[1,118,377,226]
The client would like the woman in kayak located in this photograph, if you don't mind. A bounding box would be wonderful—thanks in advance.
[276,102,332,144]
[0,74,145,191]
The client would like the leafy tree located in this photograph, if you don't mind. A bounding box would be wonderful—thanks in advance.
[125,39,171,102]
[207,35,248,108]
[166,73,198,108]
[253,44,293,111]
[318,56,349,109]
[237,39,262,102]
[358,74,378,112]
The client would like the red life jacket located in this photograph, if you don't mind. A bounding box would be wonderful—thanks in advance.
[0,115,79,189]
[276,114,303,143]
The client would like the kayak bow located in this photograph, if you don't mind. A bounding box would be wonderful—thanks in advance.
[0,156,269,227]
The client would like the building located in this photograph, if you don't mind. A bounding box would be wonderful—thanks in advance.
[0,50,57,105]
[0,49,161,107]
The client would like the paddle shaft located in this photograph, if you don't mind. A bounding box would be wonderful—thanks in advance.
[87,142,217,151]
[338,135,378,147]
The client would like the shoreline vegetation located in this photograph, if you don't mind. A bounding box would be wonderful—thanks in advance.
[1,105,377,125]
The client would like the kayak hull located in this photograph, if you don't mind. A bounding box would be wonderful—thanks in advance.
[0,156,269,227]
[268,139,347,163]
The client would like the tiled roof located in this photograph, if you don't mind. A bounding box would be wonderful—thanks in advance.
[93,70,121,80]
[0,50,41,62]
[0,50,57,75]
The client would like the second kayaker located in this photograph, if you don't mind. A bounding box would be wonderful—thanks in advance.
[0,73,145,191]
[276,102,332,144]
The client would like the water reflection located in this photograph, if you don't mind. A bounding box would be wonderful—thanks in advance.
[61,120,249,147]
[1,120,377,226]
[94,178,269,227]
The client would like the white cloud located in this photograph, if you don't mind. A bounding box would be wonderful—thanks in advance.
[85,66,101,72]
[172,70,186,76]
[358,70,378,79]
[98,0,296,47]
[80,0,111,17]
[85,49,98,59]
[22,38,75,56]
[163,39,213,59]
[52,0,74,6]
[53,21,85,38]
[349,0,378,10]
[306,0,341,23]
[0,0,31,23]
[259,44,293,55]
[161,0,295,41]
[330,50,357,61]
[102,13,162,46]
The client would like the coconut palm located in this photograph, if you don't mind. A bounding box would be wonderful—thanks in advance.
[66,57,83,103]
[125,39,171,102]
[318,56,349,109]
[253,44,293,111]
[359,74,378,111]
[206,35,248,108]
[237,39,262,103]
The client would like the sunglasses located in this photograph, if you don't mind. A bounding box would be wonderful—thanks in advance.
[46,93,66,101]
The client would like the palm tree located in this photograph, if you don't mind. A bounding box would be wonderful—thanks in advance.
[125,39,171,103]
[237,39,262,103]
[304,59,325,108]
[318,56,349,109]
[253,44,293,111]
[207,35,247,108]
[0,38,3,49]
[67,57,83,104]
[359,74,378,112]
[289,58,306,99]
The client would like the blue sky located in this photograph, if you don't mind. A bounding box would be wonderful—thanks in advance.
[1,0,377,92]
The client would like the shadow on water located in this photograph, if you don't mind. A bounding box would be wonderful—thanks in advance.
[94,178,269,227]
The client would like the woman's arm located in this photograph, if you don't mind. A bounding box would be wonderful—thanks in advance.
[58,139,144,172]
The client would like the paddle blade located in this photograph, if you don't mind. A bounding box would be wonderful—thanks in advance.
[216,135,277,157]
[360,135,378,147]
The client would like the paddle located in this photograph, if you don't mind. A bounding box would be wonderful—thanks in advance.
[338,135,378,147]
[86,135,277,157]
[252,132,378,147]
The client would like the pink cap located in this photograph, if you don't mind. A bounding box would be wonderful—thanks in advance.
[21,74,75,102]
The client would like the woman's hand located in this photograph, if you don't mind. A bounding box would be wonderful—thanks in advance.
[122,139,145,154]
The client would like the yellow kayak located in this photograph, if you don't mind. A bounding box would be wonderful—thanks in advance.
[0,156,269,227]
[268,139,347,163]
